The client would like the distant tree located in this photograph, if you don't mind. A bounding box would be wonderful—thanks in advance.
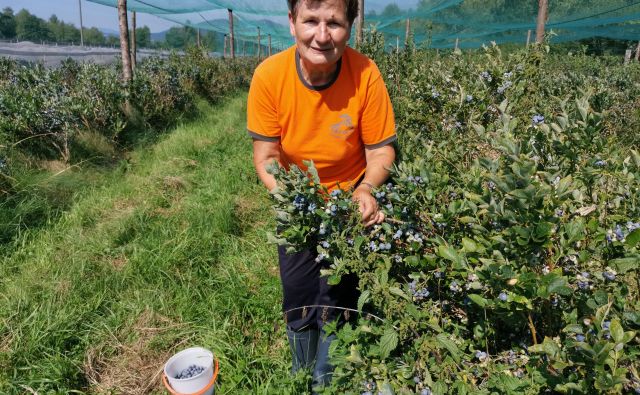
[83,27,106,45]
[136,25,151,48]
[0,7,16,39]
[106,35,119,47]
[165,26,188,48]
[16,9,52,42]
[48,14,80,43]
[381,4,402,16]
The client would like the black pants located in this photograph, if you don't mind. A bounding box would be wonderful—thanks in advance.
[278,245,359,331]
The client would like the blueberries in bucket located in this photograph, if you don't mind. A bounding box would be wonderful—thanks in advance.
[175,364,205,379]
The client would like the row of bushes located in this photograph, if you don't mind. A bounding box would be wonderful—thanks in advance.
[0,48,256,163]
[0,48,257,245]
[271,37,640,394]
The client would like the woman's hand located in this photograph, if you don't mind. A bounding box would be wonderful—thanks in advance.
[352,185,385,227]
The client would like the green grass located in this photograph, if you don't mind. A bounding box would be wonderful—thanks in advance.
[0,93,304,394]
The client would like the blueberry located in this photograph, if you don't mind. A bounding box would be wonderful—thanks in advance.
[498,292,507,301]
[475,351,488,361]
[576,334,585,342]
[532,114,545,125]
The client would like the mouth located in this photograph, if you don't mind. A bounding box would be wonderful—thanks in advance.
[311,47,333,53]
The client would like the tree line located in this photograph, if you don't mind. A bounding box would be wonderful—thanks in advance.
[0,7,220,51]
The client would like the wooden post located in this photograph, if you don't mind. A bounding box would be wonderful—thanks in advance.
[526,29,531,47]
[257,27,261,60]
[78,0,84,47]
[356,0,364,48]
[223,34,227,58]
[268,34,272,57]
[624,49,632,65]
[130,11,136,71]
[117,0,132,83]
[404,18,410,48]
[635,41,640,62]
[455,37,459,51]
[535,0,548,44]
[228,9,235,58]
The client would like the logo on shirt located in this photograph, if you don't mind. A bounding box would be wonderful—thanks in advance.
[330,114,355,139]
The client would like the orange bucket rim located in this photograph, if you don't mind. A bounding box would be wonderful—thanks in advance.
[162,359,219,395]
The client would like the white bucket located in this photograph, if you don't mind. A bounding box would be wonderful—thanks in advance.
[163,347,217,395]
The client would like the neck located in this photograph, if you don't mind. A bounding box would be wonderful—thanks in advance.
[298,56,338,86]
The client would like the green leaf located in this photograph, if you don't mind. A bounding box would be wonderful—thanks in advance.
[346,345,363,364]
[461,237,478,252]
[548,276,572,296]
[437,245,466,269]
[610,319,624,343]
[357,290,370,312]
[436,333,461,363]
[631,149,640,168]
[389,286,411,301]
[467,293,488,308]
[379,328,398,359]
[609,256,639,274]
[379,382,394,395]
[563,324,583,334]
[625,229,640,248]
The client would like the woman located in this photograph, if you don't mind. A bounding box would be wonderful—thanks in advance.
[247,0,396,389]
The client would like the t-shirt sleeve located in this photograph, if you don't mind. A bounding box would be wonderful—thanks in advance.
[360,70,396,148]
[246,70,280,142]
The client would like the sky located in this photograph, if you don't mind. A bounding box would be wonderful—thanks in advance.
[0,0,179,32]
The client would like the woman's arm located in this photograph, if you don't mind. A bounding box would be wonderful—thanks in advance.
[352,143,396,227]
[252,139,282,192]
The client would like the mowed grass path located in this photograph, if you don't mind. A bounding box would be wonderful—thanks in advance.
[0,93,298,394]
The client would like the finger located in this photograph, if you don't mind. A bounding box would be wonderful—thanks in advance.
[358,197,377,222]
[364,210,384,227]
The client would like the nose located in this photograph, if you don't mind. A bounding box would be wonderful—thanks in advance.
[315,23,331,45]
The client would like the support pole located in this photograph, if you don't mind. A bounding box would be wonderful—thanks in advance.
[356,0,364,48]
[197,28,200,47]
[535,0,548,44]
[455,37,459,51]
[130,11,136,71]
[224,34,227,58]
[624,49,632,65]
[257,27,261,60]
[404,18,410,48]
[635,41,640,62]
[117,0,132,83]
[268,34,272,57]
[228,9,235,58]
[526,29,531,47]
[78,0,84,47]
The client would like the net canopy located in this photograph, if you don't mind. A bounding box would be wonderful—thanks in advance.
[88,0,640,49]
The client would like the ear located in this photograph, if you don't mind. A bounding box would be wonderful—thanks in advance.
[288,11,296,37]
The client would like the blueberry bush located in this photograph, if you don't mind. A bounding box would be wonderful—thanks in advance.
[269,39,640,394]
[0,48,256,162]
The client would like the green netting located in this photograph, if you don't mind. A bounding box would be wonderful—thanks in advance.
[88,0,640,49]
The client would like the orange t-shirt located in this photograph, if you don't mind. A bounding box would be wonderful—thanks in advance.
[247,45,396,191]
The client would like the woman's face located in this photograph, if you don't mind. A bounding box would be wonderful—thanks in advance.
[288,0,351,71]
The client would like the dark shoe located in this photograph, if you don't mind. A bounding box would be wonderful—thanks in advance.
[311,331,336,392]
[286,326,319,373]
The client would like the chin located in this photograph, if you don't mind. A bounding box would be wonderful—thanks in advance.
[304,50,339,65]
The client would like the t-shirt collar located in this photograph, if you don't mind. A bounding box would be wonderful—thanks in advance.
[295,49,342,91]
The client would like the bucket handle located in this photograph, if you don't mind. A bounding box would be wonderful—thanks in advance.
[162,359,219,395]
